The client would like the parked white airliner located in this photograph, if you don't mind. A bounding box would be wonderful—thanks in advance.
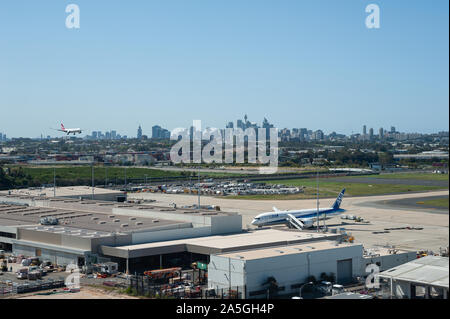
[251,189,346,228]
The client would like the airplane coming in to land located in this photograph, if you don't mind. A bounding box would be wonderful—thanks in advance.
[56,123,82,135]
[251,189,346,229]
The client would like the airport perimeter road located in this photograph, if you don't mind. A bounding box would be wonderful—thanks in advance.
[129,190,449,252]
[143,166,312,175]
[144,166,260,175]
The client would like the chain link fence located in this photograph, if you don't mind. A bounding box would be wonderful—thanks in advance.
[127,275,245,299]
[0,277,65,297]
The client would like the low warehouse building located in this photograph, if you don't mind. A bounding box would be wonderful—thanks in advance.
[100,229,342,273]
[376,255,448,299]
[208,241,417,298]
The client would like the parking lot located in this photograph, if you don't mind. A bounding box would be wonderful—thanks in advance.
[129,181,303,197]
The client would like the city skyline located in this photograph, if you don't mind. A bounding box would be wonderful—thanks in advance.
[1,116,448,141]
[0,1,448,137]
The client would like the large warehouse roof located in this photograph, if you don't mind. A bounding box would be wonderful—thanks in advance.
[100,229,342,258]
[0,204,188,233]
[215,241,361,261]
[0,190,237,217]
[377,256,449,289]
[1,186,124,197]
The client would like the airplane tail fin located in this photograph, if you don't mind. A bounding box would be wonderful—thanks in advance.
[332,189,345,210]
[61,123,65,130]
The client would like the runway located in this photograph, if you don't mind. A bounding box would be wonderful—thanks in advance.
[330,177,448,187]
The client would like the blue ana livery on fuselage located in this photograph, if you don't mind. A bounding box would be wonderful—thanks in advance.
[251,189,346,228]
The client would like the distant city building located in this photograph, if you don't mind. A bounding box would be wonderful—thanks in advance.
[262,117,274,140]
[299,128,308,141]
[369,128,374,139]
[379,128,384,139]
[152,125,170,139]
[226,122,234,129]
[279,128,291,141]
[236,119,244,130]
[137,125,143,140]
[391,126,396,133]
[312,130,324,141]
[152,125,161,139]
[363,125,367,136]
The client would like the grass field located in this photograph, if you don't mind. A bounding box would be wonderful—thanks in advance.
[222,178,445,200]
[6,165,185,185]
[418,197,449,209]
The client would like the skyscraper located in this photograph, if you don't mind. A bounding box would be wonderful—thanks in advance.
[137,125,143,140]
[391,126,396,133]
[152,125,162,139]
[363,125,367,136]
[262,117,274,140]
[369,128,374,139]
[379,128,384,139]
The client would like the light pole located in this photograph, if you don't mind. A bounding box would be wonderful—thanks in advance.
[299,282,314,299]
[91,164,95,200]
[197,167,200,209]
[105,164,108,188]
[316,170,320,232]
[53,167,56,197]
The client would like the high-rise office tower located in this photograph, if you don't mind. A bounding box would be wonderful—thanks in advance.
[137,125,143,139]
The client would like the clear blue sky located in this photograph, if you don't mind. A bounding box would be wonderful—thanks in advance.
[0,0,448,138]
